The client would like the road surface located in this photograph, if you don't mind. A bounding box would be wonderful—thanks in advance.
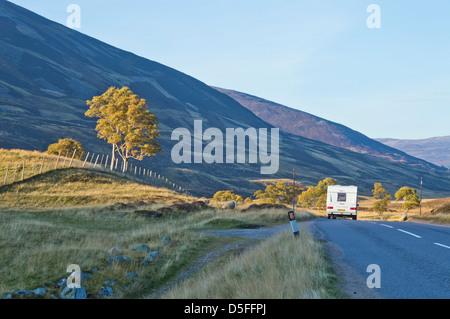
[309,219,450,299]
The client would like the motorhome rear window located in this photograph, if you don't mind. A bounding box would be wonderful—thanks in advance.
[337,193,347,202]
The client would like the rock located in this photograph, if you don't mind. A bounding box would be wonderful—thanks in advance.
[81,272,92,283]
[222,200,237,209]
[126,272,138,280]
[141,260,150,266]
[108,247,122,255]
[107,255,131,265]
[98,286,114,299]
[134,244,150,252]
[13,290,32,297]
[32,287,47,296]
[55,278,67,288]
[145,251,160,261]
[60,286,87,299]
[161,237,171,244]
[104,280,117,286]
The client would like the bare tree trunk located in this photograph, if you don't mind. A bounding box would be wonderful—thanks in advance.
[110,144,116,171]
[122,148,128,173]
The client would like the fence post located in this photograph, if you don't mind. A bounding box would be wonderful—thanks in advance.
[21,159,25,181]
[62,151,69,168]
[105,155,109,169]
[39,154,46,174]
[69,149,77,167]
[32,158,36,175]
[89,153,95,168]
[3,162,9,185]
[55,151,61,169]
[82,152,90,168]
[93,154,100,169]
[13,163,17,183]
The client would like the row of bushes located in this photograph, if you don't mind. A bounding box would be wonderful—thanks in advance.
[211,178,421,215]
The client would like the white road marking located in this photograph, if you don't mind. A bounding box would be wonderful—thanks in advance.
[380,224,394,228]
[398,229,422,238]
[434,243,450,250]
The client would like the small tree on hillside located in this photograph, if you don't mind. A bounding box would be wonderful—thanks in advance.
[212,190,244,202]
[371,183,391,219]
[253,182,302,204]
[297,178,336,210]
[47,138,86,160]
[395,186,420,220]
[85,86,161,171]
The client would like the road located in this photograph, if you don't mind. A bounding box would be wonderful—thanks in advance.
[308,219,450,299]
[198,218,450,298]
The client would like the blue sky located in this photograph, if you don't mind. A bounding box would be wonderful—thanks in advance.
[7,0,450,139]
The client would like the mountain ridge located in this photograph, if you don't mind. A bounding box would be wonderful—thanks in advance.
[376,136,450,168]
[1,0,450,198]
[212,87,440,171]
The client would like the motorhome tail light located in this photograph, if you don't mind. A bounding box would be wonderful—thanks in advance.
[350,207,357,210]
[327,206,334,210]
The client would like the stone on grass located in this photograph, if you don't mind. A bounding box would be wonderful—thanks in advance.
[55,278,67,288]
[134,244,150,252]
[145,251,160,261]
[104,280,117,286]
[108,247,122,255]
[161,237,171,244]
[32,287,47,296]
[60,286,87,299]
[99,286,114,299]
[13,290,32,297]
[107,255,131,265]
[222,200,237,209]
[126,272,138,280]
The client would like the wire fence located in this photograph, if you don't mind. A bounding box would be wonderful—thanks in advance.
[0,150,190,196]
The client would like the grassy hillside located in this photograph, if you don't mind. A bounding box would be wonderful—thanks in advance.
[0,168,193,209]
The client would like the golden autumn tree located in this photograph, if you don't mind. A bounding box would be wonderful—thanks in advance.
[371,182,392,217]
[85,86,161,171]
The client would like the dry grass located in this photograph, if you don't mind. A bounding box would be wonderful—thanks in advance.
[0,148,85,186]
[0,206,315,299]
[0,168,195,209]
[163,230,341,299]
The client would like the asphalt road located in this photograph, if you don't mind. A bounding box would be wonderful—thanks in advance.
[309,219,450,299]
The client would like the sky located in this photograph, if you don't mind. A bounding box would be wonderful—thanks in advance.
[7,0,450,139]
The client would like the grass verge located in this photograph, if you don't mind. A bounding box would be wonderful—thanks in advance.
[163,230,343,299]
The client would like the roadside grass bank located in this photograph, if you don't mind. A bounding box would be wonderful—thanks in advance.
[0,205,314,298]
[163,229,344,299]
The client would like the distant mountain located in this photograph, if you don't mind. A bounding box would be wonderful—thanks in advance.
[1,1,450,198]
[213,87,438,171]
[376,136,450,168]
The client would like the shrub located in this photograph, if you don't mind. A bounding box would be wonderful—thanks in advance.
[47,138,86,160]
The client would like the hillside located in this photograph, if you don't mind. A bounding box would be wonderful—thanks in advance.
[213,87,439,171]
[376,136,450,168]
[1,1,450,198]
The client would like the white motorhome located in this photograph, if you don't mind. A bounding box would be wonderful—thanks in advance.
[326,185,358,220]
